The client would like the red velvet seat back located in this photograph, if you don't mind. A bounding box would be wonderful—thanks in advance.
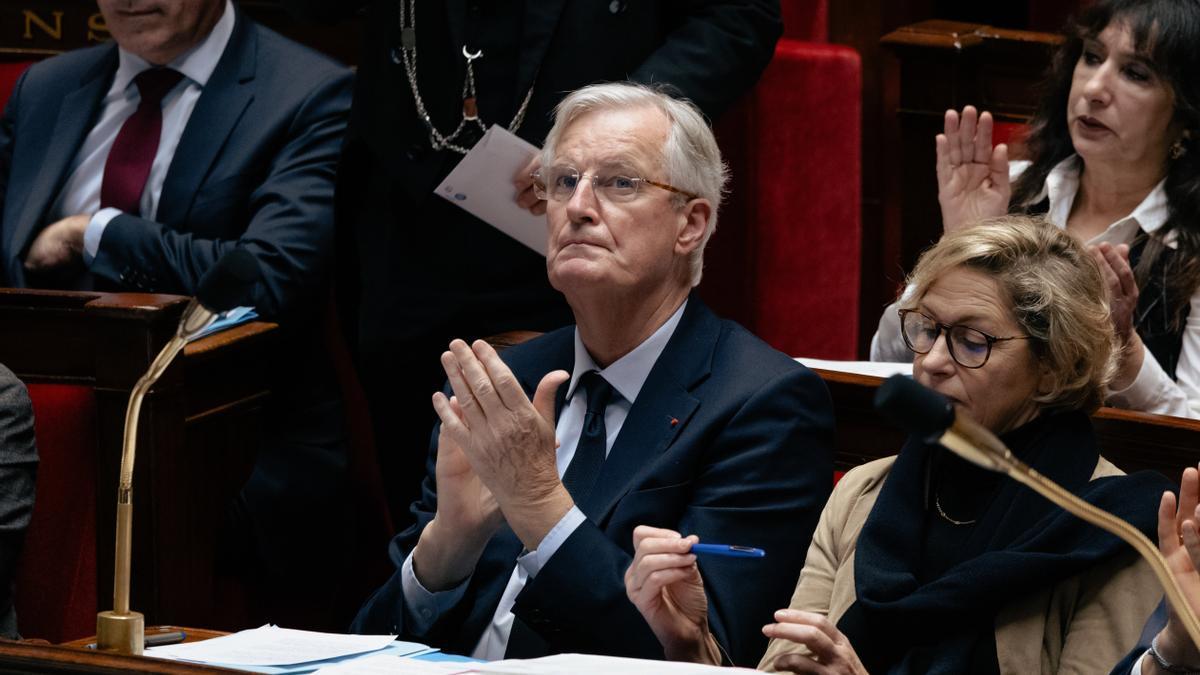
[16,384,98,643]
[706,39,862,359]
[782,0,829,42]
[0,60,96,644]
[0,62,30,109]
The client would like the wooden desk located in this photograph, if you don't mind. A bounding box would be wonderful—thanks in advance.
[0,289,278,634]
[816,368,1200,478]
[0,626,235,674]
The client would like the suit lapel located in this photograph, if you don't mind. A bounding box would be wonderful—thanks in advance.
[581,299,719,523]
[514,1,568,104]
[10,49,115,265]
[155,9,255,227]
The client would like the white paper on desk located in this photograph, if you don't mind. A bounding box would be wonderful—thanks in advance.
[796,358,913,379]
[435,125,547,256]
[313,654,478,674]
[477,653,758,674]
[146,625,402,666]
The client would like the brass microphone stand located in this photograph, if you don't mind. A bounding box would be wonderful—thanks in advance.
[95,300,215,654]
[939,412,1200,650]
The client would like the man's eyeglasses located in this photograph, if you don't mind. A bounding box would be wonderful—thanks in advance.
[898,309,1033,369]
[531,165,700,203]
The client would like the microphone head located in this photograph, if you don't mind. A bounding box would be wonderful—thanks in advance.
[196,249,260,313]
[873,374,956,438]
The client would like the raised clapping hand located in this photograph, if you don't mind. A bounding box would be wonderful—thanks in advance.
[1089,242,1144,390]
[936,106,1011,235]
[1148,465,1200,672]
[763,610,869,675]
[624,525,721,664]
[432,339,570,549]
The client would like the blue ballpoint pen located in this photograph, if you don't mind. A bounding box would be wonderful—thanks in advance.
[690,543,765,558]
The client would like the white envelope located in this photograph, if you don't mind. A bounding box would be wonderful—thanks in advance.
[435,126,547,256]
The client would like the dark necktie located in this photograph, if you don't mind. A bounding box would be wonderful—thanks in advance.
[506,371,615,659]
[100,68,184,216]
[560,370,615,505]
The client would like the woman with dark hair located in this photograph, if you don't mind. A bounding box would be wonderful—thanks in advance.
[873,0,1200,419]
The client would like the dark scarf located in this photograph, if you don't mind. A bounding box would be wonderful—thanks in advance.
[836,410,1171,674]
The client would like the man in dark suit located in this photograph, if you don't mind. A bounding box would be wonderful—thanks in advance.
[0,0,354,626]
[352,83,833,666]
[283,0,784,521]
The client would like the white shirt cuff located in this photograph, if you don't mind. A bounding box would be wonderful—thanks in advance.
[1107,344,1192,418]
[1132,650,1146,675]
[83,208,122,264]
[516,506,587,579]
[400,549,471,635]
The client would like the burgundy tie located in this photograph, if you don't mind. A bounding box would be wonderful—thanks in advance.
[100,68,184,216]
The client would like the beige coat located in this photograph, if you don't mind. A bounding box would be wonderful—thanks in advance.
[758,456,1161,674]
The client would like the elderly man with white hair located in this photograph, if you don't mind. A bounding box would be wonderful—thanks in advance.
[352,82,834,666]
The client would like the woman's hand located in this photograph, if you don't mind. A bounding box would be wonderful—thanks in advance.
[763,609,869,675]
[624,525,720,664]
[1090,242,1144,390]
[936,106,1011,235]
[1149,466,1200,672]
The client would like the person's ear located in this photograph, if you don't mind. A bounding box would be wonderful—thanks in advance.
[674,199,711,257]
[1036,357,1056,397]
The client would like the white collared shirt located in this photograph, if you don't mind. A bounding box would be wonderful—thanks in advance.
[399,300,689,659]
[1010,156,1200,419]
[872,156,1200,419]
[48,0,236,263]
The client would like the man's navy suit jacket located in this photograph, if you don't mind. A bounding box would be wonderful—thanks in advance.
[0,10,356,609]
[0,8,352,321]
[352,299,835,666]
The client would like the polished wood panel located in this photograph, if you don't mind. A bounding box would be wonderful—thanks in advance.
[816,368,1200,479]
[879,20,1060,284]
[0,633,239,674]
[0,289,278,635]
[0,1,359,66]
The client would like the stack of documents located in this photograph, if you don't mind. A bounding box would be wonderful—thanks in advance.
[315,652,757,674]
[146,625,436,673]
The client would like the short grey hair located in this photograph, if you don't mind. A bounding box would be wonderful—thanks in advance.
[541,82,728,287]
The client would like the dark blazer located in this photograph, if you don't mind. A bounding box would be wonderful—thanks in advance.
[0,11,355,624]
[352,299,834,666]
[0,8,352,321]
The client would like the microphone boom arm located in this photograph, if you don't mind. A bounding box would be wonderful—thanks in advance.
[939,415,1200,651]
[96,299,216,654]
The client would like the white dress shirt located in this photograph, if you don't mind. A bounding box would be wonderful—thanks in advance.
[48,0,235,264]
[400,300,689,660]
[871,155,1200,419]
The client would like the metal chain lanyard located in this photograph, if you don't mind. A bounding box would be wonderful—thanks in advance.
[397,0,537,154]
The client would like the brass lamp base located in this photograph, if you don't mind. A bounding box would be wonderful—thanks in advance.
[96,610,144,655]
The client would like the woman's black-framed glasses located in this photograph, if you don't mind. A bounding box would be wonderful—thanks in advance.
[898,309,1032,369]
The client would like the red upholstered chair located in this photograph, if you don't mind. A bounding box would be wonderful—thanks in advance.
[782,0,829,41]
[16,384,98,643]
[0,61,98,643]
[705,2,862,359]
[0,62,30,108]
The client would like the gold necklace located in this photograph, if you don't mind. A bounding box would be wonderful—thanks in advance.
[934,494,977,526]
